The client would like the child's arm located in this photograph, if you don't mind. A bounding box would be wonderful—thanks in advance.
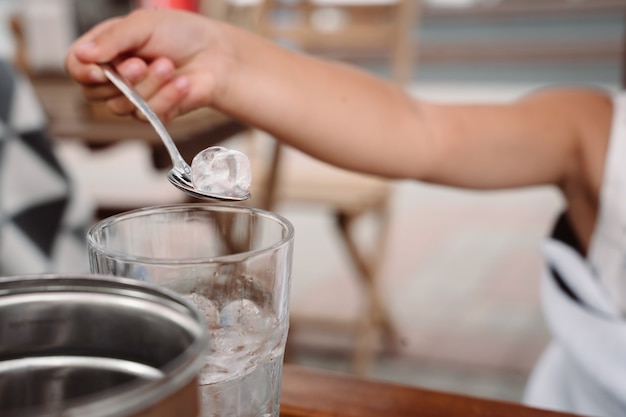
[65,9,612,225]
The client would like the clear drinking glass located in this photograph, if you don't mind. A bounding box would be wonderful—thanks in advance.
[87,204,294,417]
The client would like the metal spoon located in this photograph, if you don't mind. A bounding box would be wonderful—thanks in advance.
[101,64,250,202]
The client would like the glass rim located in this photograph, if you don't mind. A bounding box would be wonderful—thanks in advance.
[86,203,295,266]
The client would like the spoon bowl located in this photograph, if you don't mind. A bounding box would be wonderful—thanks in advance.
[101,65,250,202]
[167,168,250,201]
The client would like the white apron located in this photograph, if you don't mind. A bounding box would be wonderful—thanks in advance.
[524,92,626,416]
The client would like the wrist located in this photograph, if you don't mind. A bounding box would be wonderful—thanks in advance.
[203,21,242,110]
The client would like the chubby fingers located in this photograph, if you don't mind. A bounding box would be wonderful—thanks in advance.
[77,57,147,101]
[65,17,124,85]
[73,55,190,122]
[65,10,163,89]
[65,14,154,108]
[130,75,190,123]
[98,62,190,122]
[106,57,178,117]
[70,11,158,67]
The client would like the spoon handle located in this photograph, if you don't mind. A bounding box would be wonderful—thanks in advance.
[100,64,191,175]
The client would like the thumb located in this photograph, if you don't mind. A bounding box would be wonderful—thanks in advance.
[73,11,157,65]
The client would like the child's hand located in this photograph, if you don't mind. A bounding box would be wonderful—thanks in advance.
[65,9,231,122]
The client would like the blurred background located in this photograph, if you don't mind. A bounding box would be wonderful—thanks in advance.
[1,0,625,405]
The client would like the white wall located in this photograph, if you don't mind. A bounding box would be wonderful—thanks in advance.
[0,0,19,59]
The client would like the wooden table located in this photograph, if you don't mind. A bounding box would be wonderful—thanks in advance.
[280,365,583,417]
[31,75,248,169]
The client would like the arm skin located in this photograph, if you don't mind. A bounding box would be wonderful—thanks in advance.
[65,9,613,251]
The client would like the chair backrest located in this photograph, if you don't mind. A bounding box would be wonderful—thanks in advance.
[254,0,419,84]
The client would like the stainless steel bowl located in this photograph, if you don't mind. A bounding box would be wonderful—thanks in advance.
[0,274,209,417]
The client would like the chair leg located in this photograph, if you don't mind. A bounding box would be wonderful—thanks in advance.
[335,204,399,375]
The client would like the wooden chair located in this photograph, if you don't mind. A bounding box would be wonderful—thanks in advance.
[237,0,420,375]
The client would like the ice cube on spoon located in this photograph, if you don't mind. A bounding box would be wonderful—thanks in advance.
[191,146,251,200]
